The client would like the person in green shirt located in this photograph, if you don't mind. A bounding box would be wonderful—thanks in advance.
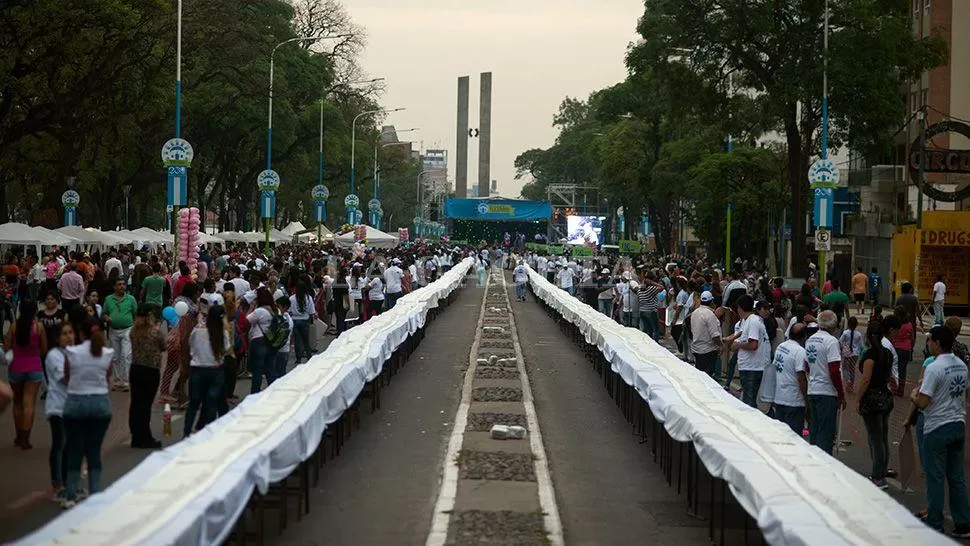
[103,278,138,390]
[822,278,850,326]
[140,263,166,307]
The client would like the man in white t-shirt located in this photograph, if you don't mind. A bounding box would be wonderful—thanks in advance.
[912,325,970,536]
[773,323,808,435]
[384,259,405,309]
[556,265,575,296]
[513,261,529,301]
[800,310,845,455]
[932,276,947,326]
[732,295,768,408]
[104,252,123,279]
[615,274,633,327]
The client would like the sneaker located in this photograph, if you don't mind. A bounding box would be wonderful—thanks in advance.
[60,498,76,510]
[950,525,970,539]
[51,488,68,503]
[871,477,889,490]
[886,469,899,479]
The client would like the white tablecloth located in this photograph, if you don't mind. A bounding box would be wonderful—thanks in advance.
[18,259,474,546]
[527,267,949,546]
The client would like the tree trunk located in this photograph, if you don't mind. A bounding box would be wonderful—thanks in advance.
[784,106,807,278]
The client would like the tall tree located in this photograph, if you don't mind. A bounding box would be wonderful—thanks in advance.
[631,0,946,274]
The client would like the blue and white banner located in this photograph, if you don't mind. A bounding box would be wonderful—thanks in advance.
[63,207,76,227]
[167,166,188,207]
[314,201,326,223]
[813,187,834,228]
[260,190,275,219]
[445,198,552,221]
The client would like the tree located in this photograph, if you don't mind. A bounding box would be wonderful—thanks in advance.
[630,0,946,274]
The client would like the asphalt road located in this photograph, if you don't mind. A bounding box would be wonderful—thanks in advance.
[508,277,711,546]
[274,280,484,546]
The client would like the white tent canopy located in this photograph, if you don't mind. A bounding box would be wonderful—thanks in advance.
[335,226,398,249]
[55,225,129,246]
[280,221,307,236]
[0,223,74,255]
[130,227,173,244]
[32,226,80,247]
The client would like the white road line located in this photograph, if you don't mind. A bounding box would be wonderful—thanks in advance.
[503,272,564,546]
[426,274,490,546]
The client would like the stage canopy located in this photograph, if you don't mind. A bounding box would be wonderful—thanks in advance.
[445,198,551,221]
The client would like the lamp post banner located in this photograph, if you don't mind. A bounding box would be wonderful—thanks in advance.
[167,166,188,207]
[261,190,275,219]
[314,201,326,223]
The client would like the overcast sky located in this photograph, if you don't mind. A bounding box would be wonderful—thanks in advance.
[348,0,643,198]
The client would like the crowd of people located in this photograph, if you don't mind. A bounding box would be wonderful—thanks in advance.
[519,249,970,537]
[0,241,468,509]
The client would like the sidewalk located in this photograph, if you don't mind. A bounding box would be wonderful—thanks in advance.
[0,325,335,543]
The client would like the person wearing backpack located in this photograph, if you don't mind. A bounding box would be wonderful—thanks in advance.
[246,288,280,393]
[273,297,295,380]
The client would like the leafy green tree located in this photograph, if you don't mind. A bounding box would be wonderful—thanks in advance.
[630,0,946,273]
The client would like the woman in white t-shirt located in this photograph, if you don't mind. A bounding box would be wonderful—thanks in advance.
[185,306,231,437]
[62,318,114,507]
[246,287,278,394]
[45,321,75,504]
[367,275,386,317]
[347,267,364,318]
[288,282,316,363]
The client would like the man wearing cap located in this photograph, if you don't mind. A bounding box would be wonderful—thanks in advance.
[690,291,721,376]
[800,310,846,455]
[384,258,404,310]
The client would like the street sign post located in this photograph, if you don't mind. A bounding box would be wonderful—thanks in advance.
[814,228,831,251]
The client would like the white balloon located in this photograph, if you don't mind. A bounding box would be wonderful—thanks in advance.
[174,301,189,317]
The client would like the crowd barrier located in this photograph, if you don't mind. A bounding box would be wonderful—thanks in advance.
[526,267,946,546]
[18,258,475,546]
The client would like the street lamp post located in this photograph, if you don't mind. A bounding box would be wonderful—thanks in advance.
[263,34,349,255]
[319,78,383,222]
[123,185,131,229]
[370,129,418,227]
[350,107,404,224]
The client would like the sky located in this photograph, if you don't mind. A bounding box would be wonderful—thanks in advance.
[347,0,644,198]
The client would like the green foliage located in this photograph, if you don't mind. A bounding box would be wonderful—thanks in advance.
[0,0,418,232]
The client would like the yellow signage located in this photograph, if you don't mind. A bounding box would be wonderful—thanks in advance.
[487,204,515,215]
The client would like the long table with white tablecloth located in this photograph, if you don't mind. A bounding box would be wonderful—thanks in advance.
[17,258,474,546]
[526,266,948,546]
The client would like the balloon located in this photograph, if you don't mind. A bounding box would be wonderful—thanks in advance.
[174,301,189,317]
[162,306,178,326]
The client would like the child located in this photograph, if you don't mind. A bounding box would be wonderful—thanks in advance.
[273,297,294,381]
[85,290,102,320]
[839,316,863,393]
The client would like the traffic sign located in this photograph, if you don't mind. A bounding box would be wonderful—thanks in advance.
[260,189,275,219]
[814,228,831,251]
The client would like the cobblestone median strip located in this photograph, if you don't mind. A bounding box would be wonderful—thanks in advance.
[472,387,523,402]
[458,451,537,481]
[427,270,563,546]
[445,510,546,546]
[466,412,529,431]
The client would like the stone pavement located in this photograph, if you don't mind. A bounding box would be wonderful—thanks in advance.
[0,324,336,543]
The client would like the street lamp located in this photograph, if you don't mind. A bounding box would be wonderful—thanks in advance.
[349,107,404,224]
[123,185,132,229]
[370,128,418,227]
[261,34,349,255]
[318,78,383,208]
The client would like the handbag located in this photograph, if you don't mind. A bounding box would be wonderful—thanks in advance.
[859,385,894,415]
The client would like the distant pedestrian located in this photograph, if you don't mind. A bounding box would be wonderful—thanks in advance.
[839,316,863,393]
[932,276,946,326]
[869,267,882,307]
[851,267,868,315]
[772,322,808,435]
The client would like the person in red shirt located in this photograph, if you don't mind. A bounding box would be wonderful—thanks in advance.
[891,307,915,395]
[172,262,192,300]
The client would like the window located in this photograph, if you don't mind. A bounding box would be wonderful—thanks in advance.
[914,0,921,15]
[921,89,928,108]
[911,91,918,113]
[925,0,931,14]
